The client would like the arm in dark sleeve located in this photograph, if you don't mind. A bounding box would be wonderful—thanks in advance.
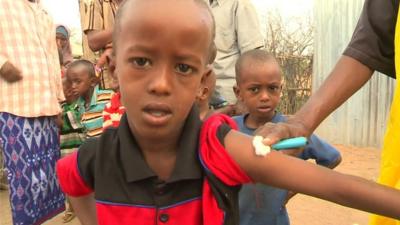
[56,138,98,196]
[199,114,252,185]
[343,0,399,78]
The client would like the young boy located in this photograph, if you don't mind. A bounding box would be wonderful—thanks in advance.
[56,0,400,224]
[59,76,86,223]
[66,60,114,138]
[60,77,86,157]
[232,49,342,225]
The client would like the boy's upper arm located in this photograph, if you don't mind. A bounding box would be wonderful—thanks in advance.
[56,138,97,196]
[301,135,341,168]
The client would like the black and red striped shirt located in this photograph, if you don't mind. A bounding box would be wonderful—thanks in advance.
[56,108,252,225]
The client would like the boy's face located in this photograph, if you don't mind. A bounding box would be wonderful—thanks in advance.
[66,65,95,98]
[62,79,78,104]
[114,0,212,140]
[235,60,282,122]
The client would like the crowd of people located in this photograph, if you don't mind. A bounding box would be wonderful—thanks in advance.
[0,0,399,225]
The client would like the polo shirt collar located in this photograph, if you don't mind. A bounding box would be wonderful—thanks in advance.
[88,85,100,108]
[118,106,203,183]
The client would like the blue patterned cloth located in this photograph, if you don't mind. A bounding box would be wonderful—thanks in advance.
[0,112,65,225]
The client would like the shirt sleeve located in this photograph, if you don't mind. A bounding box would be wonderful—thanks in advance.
[83,0,104,33]
[343,0,399,78]
[299,135,341,168]
[199,114,252,186]
[102,102,113,129]
[235,0,265,53]
[56,138,98,196]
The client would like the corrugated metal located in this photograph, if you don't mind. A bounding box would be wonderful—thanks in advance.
[313,0,396,148]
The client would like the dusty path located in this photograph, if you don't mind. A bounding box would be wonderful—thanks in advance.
[0,145,382,225]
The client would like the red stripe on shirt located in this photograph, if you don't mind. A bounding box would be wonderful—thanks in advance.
[56,151,93,197]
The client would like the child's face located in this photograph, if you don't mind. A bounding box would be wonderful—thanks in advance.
[62,79,78,104]
[114,0,212,140]
[236,60,282,122]
[56,33,68,49]
[66,65,95,98]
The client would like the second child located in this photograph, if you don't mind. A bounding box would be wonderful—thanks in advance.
[66,60,114,138]
[233,49,342,225]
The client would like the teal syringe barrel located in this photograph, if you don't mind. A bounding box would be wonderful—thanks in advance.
[271,137,308,150]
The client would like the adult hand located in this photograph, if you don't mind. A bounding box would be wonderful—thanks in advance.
[0,61,22,83]
[255,118,310,148]
[96,47,113,69]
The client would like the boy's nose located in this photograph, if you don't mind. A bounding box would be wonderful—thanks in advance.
[259,90,270,101]
[148,66,172,96]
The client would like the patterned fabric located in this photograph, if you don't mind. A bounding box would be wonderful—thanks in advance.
[0,0,64,117]
[0,112,65,225]
[102,92,125,129]
[81,85,113,137]
[60,101,85,157]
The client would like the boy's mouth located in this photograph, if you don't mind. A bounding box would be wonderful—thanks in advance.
[142,103,173,126]
[257,106,272,113]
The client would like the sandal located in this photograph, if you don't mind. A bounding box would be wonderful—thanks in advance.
[62,210,76,223]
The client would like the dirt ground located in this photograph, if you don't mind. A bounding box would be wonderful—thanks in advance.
[0,144,382,225]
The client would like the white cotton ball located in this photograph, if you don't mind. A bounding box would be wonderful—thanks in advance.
[252,136,271,156]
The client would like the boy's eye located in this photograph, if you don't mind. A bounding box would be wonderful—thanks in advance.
[175,63,193,75]
[131,57,151,68]
[269,86,281,93]
[249,87,259,93]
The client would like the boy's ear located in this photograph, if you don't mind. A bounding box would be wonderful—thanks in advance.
[108,55,116,78]
[233,85,242,101]
[91,76,100,87]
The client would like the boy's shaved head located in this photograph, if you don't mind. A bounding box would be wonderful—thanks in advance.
[113,0,216,64]
[235,49,280,84]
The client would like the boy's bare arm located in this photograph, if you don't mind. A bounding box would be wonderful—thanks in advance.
[69,193,98,225]
[225,130,400,219]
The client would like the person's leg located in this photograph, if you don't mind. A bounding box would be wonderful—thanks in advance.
[62,198,76,223]
[0,113,66,224]
[0,145,8,190]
